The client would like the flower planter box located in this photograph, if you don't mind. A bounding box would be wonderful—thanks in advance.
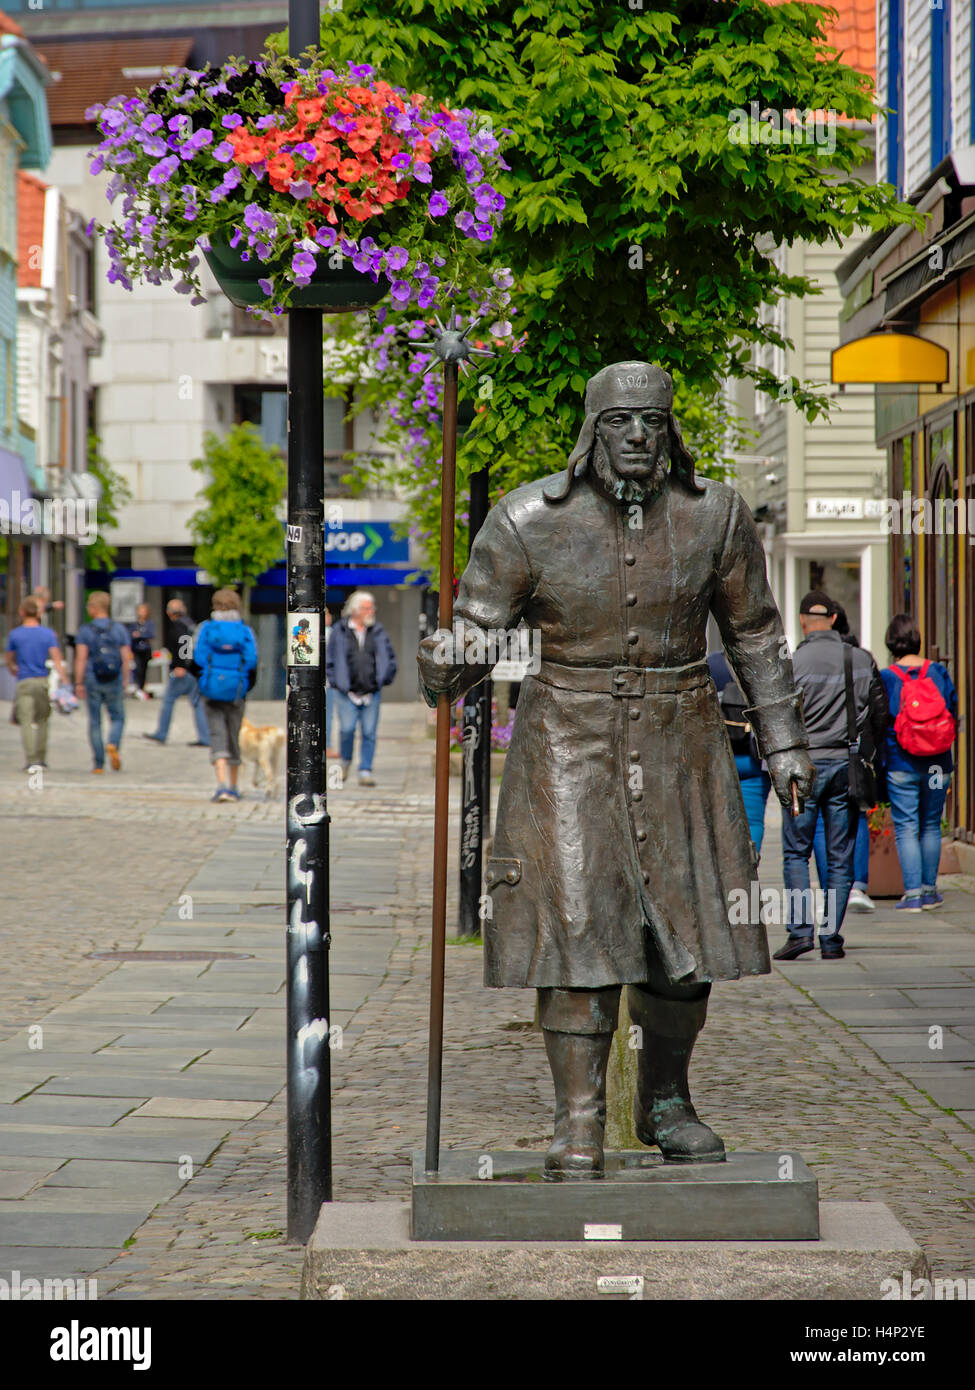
[867,806,959,897]
[204,231,387,312]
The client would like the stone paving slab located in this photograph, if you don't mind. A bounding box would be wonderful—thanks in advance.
[0,1246,122,1277]
[0,1169,58,1198]
[0,1098,141,1126]
[37,1074,280,1102]
[43,1160,187,1192]
[0,1125,228,1162]
[0,1210,151,1247]
[132,1098,267,1121]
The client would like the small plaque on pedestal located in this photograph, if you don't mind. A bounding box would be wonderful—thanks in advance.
[411,1150,819,1242]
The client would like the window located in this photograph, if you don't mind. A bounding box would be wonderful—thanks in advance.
[931,1,952,166]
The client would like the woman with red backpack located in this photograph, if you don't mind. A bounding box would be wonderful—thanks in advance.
[880,614,959,912]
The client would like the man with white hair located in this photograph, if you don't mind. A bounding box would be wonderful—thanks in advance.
[325,590,398,786]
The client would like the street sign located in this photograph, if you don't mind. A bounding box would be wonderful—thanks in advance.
[322,520,409,564]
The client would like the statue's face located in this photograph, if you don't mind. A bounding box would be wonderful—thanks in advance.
[595,407,670,487]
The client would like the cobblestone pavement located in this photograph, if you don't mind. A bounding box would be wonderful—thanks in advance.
[2,694,974,1297]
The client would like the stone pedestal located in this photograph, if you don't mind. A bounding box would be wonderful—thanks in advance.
[411,1150,818,1242]
[301,1200,928,1301]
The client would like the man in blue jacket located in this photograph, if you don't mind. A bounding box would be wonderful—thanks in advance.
[325,591,397,787]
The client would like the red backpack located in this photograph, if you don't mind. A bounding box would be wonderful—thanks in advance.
[891,661,956,756]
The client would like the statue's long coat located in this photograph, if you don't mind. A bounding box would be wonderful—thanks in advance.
[439,469,807,989]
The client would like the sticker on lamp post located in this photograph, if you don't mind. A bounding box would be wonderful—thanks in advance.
[288,612,320,667]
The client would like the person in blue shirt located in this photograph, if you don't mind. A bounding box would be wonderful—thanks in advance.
[193,588,258,803]
[879,614,958,912]
[708,649,771,858]
[4,596,69,771]
[75,591,133,773]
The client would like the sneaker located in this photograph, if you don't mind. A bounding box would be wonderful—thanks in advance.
[340,760,351,782]
[895,894,923,913]
[142,733,165,744]
[921,891,944,911]
[106,743,121,771]
[224,787,241,801]
[92,767,104,775]
[187,741,209,748]
[211,786,231,803]
[846,887,876,913]
[358,772,376,787]
[25,763,42,774]
[772,934,815,962]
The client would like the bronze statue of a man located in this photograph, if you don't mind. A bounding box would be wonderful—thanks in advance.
[418,362,815,1177]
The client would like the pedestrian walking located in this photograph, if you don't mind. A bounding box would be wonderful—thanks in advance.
[142,599,210,746]
[812,602,876,913]
[127,603,155,699]
[4,597,69,771]
[324,607,339,759]
[194,589,258,803]
[879,614,958,912]
[74,591,133,774]
[774,591,888,961]
[708,649,771,858]
[325,590,397,787]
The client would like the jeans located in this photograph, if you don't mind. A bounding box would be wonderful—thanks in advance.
[335,689,382,772]
[734,753,772,855]
[154,672,210,743]
[814,809,869,891]
[86,677,125,768]
[887,767,950,894]
[780,759,857,941]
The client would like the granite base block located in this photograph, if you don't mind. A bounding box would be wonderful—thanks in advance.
[412,1150,819,1242]
[301,1201,929,1301]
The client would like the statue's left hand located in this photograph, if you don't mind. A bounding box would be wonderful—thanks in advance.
[766,748,815,813]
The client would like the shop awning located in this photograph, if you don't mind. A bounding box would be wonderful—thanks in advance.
[831,333,949,385]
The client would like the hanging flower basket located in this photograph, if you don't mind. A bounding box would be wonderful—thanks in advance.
[85,53,512,323]
[203,228,387,311]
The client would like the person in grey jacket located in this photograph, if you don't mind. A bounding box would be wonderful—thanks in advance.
[774,591,888,962]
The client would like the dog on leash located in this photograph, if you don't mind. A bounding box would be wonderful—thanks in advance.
[239,717,286,799]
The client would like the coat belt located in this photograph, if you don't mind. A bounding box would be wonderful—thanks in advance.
[533,659,711,696]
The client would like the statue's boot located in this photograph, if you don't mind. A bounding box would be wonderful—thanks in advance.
[538,986,620,1179]
[629,986,726,1163]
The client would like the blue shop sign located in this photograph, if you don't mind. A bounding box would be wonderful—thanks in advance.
[321,519,409,564]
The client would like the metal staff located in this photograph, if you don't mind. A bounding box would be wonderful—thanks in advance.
[419,322,491,1173]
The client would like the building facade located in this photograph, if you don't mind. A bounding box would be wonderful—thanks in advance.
[835,0,975,853]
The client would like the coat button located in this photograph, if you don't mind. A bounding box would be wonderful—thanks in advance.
[631,791,643,802]
[637,829,647,842]
[624,553,636,566]
[626,592,637,606]
[629,750,640,762]
[627,631,639,645]
[506,869,517,883]
[629,707,640,720]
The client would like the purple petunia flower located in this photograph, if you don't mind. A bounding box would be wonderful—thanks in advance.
[412,161,432,184]
[142,113,164,133]
[428,191,449,216]
[348,62,374,79]
[189,128,213,150]
[473,222,493,241]
[222,113,244,129]
[148,155,179,185]
[385,246,409,271]
[315,226,338,249]
[141,136,168,158]
[390,280,412,303]
[293,142,317,161]
[292,249,317,278]
[213,141,234,162]
[461,154,483,183]
[255,114,280,131]
[289,180,313,198]
[244,204,277,236]
[454,210,475,234]
[258,277,274,295]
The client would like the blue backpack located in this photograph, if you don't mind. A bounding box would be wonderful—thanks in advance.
[198,620,249,703]
[89,621,123,682]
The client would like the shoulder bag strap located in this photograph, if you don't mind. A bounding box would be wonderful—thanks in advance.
[842,642,858,749]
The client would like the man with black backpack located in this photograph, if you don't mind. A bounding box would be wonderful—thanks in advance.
[74,591,133,774]
[774,591,888,961]
[193,588,258,803]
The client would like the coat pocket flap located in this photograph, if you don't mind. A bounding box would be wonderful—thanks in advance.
[485,857,521,887]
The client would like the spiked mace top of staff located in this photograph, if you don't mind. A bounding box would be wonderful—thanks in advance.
[414,316,492,1174]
